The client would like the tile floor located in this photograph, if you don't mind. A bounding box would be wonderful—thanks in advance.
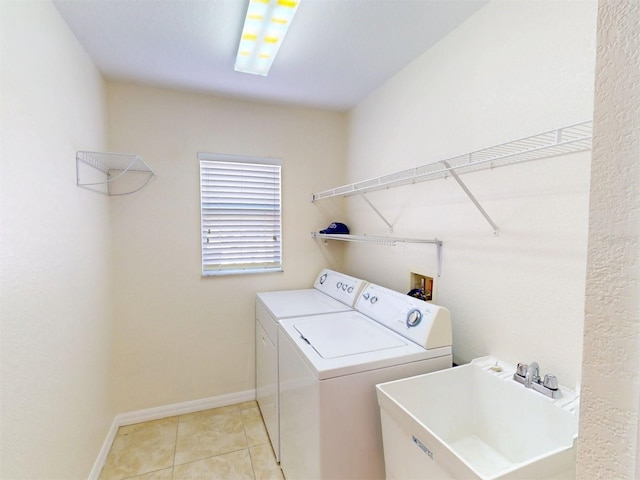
[99,401,284,480]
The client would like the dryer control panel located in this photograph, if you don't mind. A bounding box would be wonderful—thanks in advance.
[355,284,452,349]
[313,269,367,307]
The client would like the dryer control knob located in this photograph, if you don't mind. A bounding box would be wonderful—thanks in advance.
[406,309,422,327]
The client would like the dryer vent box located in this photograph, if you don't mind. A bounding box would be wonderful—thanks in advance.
[410,272,434,302]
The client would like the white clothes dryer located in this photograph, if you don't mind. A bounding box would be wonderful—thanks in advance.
[255,269,366,462]
[278,283,452,480]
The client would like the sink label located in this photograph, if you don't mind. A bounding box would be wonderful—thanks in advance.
[412,435,434,460]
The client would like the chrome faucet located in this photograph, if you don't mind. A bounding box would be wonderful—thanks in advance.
[524,361,539,388]
[513,361,562,399]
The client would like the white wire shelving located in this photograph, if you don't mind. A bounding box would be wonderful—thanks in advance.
[311,232,443,275]
[312,121,592,201]
[311,232,441,247]
[76,151,155,196]
[311,121,592,236]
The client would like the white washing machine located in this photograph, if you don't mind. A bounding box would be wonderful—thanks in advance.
[278,283,453,480]
[255,269,366,462]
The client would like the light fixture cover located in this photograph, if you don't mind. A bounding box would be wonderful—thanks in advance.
[235,0,301,76]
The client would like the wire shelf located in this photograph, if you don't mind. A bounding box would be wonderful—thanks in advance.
[311,232,443,275]
[311,232,442,246]
[76,151,155,196]
[311,121,592,201]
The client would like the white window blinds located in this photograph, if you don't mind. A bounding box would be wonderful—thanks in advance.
[199,153,282,276]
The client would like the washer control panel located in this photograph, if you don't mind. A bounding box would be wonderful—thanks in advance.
[356,283,452,349]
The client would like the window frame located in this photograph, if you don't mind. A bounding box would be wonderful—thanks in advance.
[198,152,283,277]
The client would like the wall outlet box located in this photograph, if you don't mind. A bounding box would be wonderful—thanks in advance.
[410,272,434,302]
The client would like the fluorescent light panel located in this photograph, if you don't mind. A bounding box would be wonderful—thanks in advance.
[235,0,301,76]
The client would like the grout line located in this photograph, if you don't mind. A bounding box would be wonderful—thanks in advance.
[170,414,180,479]
[240,407,258,479]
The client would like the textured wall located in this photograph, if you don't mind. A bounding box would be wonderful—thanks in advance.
[107,83,347,412]
[0,1,114,478]
[345,0,596,389]
[577,0,640,477]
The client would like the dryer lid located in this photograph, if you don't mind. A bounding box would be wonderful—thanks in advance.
[293,313,406,359]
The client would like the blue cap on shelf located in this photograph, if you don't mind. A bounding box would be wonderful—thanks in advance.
[319,222,349,234]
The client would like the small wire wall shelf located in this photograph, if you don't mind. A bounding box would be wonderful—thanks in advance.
[76,151,155,196]
[311,121,593,201]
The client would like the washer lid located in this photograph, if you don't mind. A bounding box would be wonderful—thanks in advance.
[257,289,352,319]
[294,313,406,359]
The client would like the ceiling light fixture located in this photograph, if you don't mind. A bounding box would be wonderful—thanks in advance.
[234,0,301,76]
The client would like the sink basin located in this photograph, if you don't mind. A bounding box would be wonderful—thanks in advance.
[376,358,578,480]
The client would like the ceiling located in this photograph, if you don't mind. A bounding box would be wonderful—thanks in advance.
[53,0,487,111]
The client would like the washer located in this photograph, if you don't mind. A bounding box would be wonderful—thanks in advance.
[278,282,453,480]
[255,269,366,462]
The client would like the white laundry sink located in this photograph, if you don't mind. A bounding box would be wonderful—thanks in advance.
[376,358,579,480]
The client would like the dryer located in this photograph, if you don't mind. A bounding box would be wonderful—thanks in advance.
[255,269,366,462]
[278,283,452,480]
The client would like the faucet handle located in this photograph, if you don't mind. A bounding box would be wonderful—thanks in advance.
[516,363,528,377]
[543,374,559,390]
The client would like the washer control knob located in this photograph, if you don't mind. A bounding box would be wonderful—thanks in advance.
[362,292,370,300]
[319,273,327,284]
[370,296,378,304]
[336,281,342,290]
[347,286,354,293]
[406,309,422,327]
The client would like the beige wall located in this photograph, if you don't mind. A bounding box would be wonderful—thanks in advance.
[0,1,113,478]
[106,83,347,412]
[344,0,597,388]
[578,0,640,477]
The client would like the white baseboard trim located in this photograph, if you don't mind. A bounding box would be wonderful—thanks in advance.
[88,389,256,480]
[115,389,257,426]
[88,417,120,480]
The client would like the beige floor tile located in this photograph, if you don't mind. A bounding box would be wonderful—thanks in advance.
[179,405,239,424]
[241,405,270,446]
[249,444,284,480]
[123,468,173,480]
[101,402,278,480]
[237,400,258,411]
[99,424,177,480]
[118,416,179,436]
[172,449,254,480]
[175,408,247,465]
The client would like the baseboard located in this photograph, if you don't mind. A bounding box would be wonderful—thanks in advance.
[88,389,256,480]
[88,417,120,480]
[115,389,256,426]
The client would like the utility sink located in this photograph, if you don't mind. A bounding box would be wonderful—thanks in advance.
[376,357,579,480]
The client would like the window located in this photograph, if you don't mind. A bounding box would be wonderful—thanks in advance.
[199,153,282,276]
